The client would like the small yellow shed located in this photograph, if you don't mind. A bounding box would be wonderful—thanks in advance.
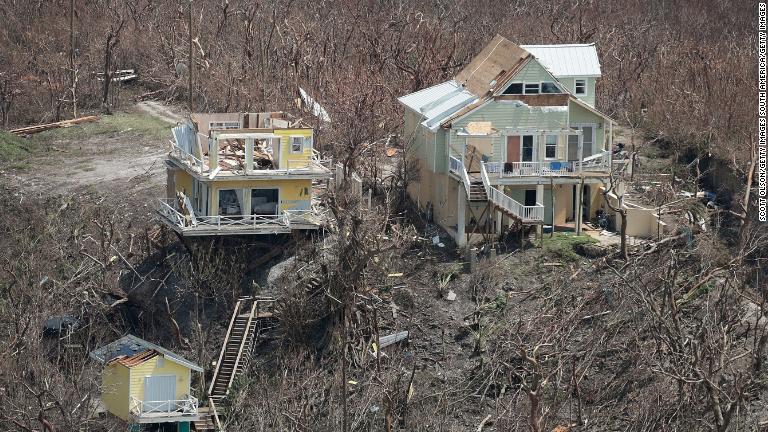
[90,335,203,426]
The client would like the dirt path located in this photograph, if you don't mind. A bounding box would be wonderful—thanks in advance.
[136,101,185,125]
[5,104,180,206]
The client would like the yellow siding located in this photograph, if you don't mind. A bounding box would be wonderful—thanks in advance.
[274,128,313,169]
[129,356,191,403]
[209,178,312,216]
[102,363,130,420]
[175,170,194,196]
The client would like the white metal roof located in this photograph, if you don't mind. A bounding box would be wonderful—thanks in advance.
[398,80,478,131]
[520,44,601,77]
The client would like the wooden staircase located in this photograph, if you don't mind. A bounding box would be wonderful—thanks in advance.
[194,297,276,431]
[468,179,488,202]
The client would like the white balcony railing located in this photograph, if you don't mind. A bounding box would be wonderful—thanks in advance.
[574,150,611,171]
[483,153,611,178]
[129,395,198,420]
[480,163,544,222]
[157,199,323,234]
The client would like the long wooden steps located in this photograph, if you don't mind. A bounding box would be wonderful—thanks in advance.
[194,297,276,431]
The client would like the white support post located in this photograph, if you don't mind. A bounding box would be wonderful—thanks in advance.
[578,137,583,173]
[496,209,502,235]
[245,138,254,172]
[457,186,466,246]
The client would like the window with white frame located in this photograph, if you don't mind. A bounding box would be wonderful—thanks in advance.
[303,135,313,152]
[574,79,587,95]
[290,136,304,153]
[523,83,540,94]
[545,135,557,159]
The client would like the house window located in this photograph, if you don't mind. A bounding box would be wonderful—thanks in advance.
[581,126,594,157]
[303,135,313,151]
[541,82,560,94]
[574,79,587,95]
[156,357,164,368]
[290,136,303,153]
[504,83,523,94]
[250,188,279,215]
[522,135,534,161]
[545,135,557,159]
[523,83,540,94]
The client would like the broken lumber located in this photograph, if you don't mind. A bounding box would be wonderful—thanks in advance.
[9,116,99,136]
[379,330,409,348]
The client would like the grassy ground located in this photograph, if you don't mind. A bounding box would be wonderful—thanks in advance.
[536,232,598,261]
[33,112,171,142]
[0,111,172,171]
[0,131,31,166]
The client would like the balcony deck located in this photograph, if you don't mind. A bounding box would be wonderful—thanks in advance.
[157,199,325,236]
[129,396,199,424]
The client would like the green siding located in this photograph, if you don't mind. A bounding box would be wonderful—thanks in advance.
[508,59,559,85]
[568,101,607,152]
[403,109,447,174]
[559,77,597,107]
[452,102,569,162]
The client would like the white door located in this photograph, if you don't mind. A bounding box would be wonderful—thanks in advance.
[144,375,176,413]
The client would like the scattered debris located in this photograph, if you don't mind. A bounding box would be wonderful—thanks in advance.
[9,115,100,136]
[388,273,404,277]
[96,69,138,83]
[379,331,409,349]
[445,290,457,301]
[298,87,331,123]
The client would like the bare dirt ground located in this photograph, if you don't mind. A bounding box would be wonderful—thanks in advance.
[3,102,185,209]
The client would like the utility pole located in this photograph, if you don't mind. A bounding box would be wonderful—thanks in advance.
[188,0,194,113]
[70,0,77,117]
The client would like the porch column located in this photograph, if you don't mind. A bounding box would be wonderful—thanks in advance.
[457,187,466,246]
[536,184,544,236]
[578,138,583,172]
[496,208,502,235]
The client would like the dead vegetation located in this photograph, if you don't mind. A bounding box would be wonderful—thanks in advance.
[0,0,765,431]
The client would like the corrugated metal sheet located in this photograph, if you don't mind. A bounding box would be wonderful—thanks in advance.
[172,123,197,154]
[90,334,203,372]
[107,349,159,368]
[520,44,601,77]
[398,80,477,131]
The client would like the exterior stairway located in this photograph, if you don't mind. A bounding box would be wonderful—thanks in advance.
[194,297,275,431]
[468,179,488,202]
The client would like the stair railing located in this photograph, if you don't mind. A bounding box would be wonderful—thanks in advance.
[224,301,258,395]
[208,299,243,397]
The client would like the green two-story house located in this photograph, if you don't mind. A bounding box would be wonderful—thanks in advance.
[399,34,616,245]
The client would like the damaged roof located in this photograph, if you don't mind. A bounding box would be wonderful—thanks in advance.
[520,44,602,77]
[399,35,611,129]
[455,34,531,97]
[397,80,477,131]
[89,334,203,372]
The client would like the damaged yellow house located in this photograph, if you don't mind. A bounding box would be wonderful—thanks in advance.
[159,112,332,236]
